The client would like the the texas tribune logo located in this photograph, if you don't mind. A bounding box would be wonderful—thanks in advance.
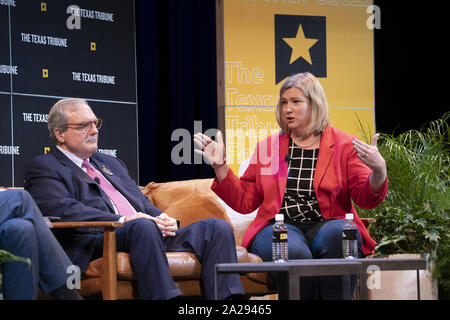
[275,14,327,84]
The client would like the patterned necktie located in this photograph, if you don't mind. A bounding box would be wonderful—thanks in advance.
[82,160,134,216]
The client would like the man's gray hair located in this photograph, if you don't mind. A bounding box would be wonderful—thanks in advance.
[48,98,88,144]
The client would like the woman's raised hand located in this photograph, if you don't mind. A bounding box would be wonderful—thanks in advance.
[193,131,226,168]
[352,133,387,193]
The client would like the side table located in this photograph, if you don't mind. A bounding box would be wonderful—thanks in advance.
[215,259,362,300]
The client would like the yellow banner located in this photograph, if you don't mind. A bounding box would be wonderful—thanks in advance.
[223,0,375,174]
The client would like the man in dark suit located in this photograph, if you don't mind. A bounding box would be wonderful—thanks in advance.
[0,189,82,300]
[24,98,244,300]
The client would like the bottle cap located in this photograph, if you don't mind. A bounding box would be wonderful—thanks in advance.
[275,214,284,222]
[345,213,354,220]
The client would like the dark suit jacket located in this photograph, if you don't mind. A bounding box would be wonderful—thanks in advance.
[24,148,162,272]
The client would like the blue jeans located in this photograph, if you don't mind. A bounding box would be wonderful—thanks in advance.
[248,219,362,300]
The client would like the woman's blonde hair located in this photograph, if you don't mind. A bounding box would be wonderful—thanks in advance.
[275,72,329,136]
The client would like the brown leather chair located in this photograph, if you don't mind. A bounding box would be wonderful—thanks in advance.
[50,179,271,299]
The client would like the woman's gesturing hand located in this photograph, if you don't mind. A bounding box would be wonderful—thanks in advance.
[193,131,226,169]
[352,133,387,193]
[352,134,385,173]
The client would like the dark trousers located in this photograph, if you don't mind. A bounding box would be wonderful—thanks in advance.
[249,219,362,300]
[0,190,73,299]
[92,217,244,300]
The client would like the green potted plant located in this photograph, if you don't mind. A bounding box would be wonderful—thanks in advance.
[357,112,449,299]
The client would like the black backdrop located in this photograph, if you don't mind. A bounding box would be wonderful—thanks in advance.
[373,1,448,134]
[0,0,138,187]
[135,0,217,184]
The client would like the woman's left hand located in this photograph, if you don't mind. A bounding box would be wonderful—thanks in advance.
[352,133,386,174]
[352,133,387,193]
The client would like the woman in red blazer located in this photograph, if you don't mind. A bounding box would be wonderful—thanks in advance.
[194,72,388,299]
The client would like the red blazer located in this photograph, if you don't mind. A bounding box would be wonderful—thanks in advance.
[212,126,388,256]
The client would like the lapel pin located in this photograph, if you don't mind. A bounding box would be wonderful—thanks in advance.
[102,166,114,176]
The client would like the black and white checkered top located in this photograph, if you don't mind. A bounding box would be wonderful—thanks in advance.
[279,138,323,223]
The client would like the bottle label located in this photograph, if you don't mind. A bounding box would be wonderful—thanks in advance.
[342,229,357,241]
[273,231,288,242]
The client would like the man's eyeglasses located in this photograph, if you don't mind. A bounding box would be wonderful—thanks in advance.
[65,119,103,133]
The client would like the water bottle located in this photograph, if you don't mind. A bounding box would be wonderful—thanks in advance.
[342,213,358,259]
[272,214,288,263]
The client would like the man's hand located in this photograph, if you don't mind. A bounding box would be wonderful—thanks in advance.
[124,212,177,238]
[155,212,178,237]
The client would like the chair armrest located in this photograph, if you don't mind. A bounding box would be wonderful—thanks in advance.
[51,221,122,300]
[51,221,123,228]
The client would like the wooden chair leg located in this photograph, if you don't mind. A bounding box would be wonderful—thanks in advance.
[51,221,122,300]
[101,227,118,300]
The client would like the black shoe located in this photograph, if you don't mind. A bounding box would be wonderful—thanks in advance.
[225,294,247,300]
[51,285,84,300]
